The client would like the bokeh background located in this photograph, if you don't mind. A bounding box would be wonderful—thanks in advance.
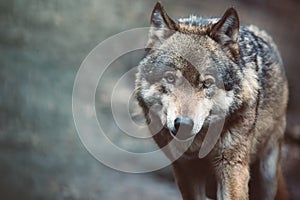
[1,0,300,199]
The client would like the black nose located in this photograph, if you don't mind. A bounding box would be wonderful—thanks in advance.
[172,116,194,140]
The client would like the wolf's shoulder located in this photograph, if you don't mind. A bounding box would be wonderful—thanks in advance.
[239,24,282,65]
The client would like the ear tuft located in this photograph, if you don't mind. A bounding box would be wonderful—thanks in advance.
[147,2,177,50]
[210,8,240,59]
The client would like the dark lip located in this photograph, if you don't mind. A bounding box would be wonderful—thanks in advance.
[169,129,196,142]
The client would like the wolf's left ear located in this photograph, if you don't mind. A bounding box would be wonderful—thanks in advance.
[147,2,177,50]
[210,8,239,58]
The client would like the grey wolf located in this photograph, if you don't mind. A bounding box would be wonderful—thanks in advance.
[135,2,289,200]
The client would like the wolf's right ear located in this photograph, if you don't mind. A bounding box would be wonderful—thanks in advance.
[146,2,177,50]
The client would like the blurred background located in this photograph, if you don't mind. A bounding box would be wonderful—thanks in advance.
[0,0,299,199]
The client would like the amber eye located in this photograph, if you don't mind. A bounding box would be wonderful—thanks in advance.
[164,71,176,83]
[203,77,215,88]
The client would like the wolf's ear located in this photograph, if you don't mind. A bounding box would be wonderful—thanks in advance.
[210,8,239,58]
[147,2,177,50]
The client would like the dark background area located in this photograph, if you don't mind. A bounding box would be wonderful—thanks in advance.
[0,0,299,199]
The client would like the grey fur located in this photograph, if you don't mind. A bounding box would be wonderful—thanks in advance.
[135,2,288,200]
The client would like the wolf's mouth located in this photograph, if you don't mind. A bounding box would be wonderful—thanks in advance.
[170,130,196,142]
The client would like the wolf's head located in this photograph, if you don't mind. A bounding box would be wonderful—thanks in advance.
[136,2,245,141]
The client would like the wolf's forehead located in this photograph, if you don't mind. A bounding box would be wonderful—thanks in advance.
[161,33,215,58]
[149,44,214,72]
[144,51,217,81]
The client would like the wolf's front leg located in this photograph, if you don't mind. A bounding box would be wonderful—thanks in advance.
[216,163,249,200]
[215,157,250,200]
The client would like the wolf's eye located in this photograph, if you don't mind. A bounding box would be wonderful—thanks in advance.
[203,77,215,88]
[164,71,176,83]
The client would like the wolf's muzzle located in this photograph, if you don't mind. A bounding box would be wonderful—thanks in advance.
[171,116,195,140]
